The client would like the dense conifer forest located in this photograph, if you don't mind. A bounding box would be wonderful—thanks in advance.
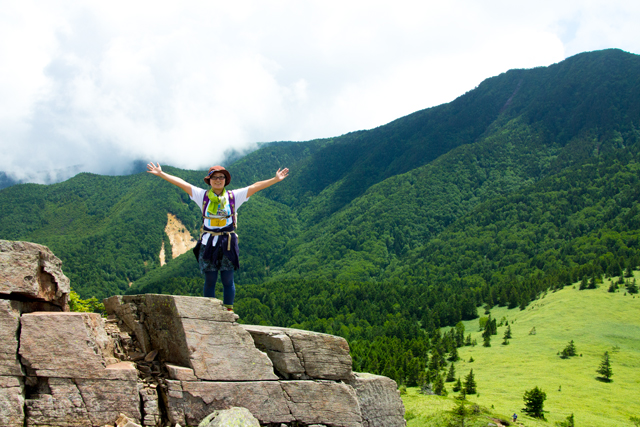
[2,48,640,386]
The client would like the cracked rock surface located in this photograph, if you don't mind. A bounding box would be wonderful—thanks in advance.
[1,240,406,427]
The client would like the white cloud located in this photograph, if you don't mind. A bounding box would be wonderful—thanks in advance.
[0,0,639,183]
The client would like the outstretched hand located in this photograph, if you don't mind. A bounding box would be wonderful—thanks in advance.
[147,162,163,176]
[275,168,289,181]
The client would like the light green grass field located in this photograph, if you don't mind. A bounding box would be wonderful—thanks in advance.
[402,275,640,427]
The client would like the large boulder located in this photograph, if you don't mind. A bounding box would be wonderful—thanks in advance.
[347,373,406,427]
[0,240,70,309]
[18,312,141,427]
[280,380,363,427]
[241,324,353,380]
[105,294,278,381]
[19,312,125,379]
[164,379,363,427]
[24,376,141,427]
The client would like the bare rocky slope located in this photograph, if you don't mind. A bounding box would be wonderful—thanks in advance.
[0,240,405,427]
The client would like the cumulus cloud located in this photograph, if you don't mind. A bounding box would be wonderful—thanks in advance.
[1,0,639,183]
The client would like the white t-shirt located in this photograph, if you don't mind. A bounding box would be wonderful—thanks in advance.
[190,185,250,246]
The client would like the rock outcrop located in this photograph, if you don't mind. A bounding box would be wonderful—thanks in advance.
[0,240,406,426]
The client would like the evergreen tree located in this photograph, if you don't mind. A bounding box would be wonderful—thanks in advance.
[560,340,577,358]
[587,275,597,289]
[522,386,546,419]
[452,377,462,392]
[450,399,471,427]
[579,276,588,290]
[463,369,477,394]
[448,345,459,362]
[556,413,575,427]
[596,351,613,381]
[504,324,512,339]
[433,374,447,396]
[446,363,456,382]
[482,329,491,347]
[608,282,617,293]
[464,334,472,346]
[627,279,639,294]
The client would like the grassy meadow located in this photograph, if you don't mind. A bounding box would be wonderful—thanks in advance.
[402,274,640,427]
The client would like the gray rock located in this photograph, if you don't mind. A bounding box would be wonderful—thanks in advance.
[25,376,141,427]
[113,295,277,381]
[19,312,135,379]
[198,407,260,427]
[0,300,22,376]
[0,376,24,427]
[116,412,143,427]
[140,385,162,426]
[0,240,70,309]
[242,325,353,380]
[165,364,198,381]
[165,380,294,426]
[103,295,153,353]
[163,379,363,427]
[347,373,406,427]
[281,380,363,427]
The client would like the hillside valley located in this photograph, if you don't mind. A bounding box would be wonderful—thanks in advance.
[403,276,640,427]
[1,49,640,418]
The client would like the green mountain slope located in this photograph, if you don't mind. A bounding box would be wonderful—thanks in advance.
[2,49,640,308]
[403,277,640,427]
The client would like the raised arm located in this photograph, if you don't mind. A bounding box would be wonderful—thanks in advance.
[146,162,193,197]
[247,168,289,197]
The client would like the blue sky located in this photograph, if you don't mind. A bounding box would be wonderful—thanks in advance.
[1,0,640,183]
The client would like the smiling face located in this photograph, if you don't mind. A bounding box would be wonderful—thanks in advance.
[209,172,226,193]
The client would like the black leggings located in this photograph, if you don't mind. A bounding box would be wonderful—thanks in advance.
[203,270,235,305]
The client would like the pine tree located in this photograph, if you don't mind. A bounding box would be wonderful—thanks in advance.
[451,399,471,427]
[433,374,446,396]
[463,369,477,394]
[446,363,456,382]
[504,325,512,339]
[452,377,462,392]
[448,345,459,362]
[596,351,613,381]
[560,340,577,358]
[482,326,491,347]
[628,279,639,294]
[522,386,546,419]
[557,413,575,427]
[579,276,588,290]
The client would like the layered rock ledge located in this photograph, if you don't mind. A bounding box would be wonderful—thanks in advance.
[0,240,406,426]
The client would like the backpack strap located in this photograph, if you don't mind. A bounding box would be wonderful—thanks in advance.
[228,191,237,229]
[202,191,210,218]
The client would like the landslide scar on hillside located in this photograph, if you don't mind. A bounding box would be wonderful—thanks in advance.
[160,213,197,266]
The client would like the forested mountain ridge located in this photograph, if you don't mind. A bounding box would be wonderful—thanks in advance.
[1,48,639,309]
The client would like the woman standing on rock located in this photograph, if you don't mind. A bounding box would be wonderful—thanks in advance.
[146,163,289,311]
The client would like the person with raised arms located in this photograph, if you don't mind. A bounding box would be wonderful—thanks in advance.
[146,162,289,312]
